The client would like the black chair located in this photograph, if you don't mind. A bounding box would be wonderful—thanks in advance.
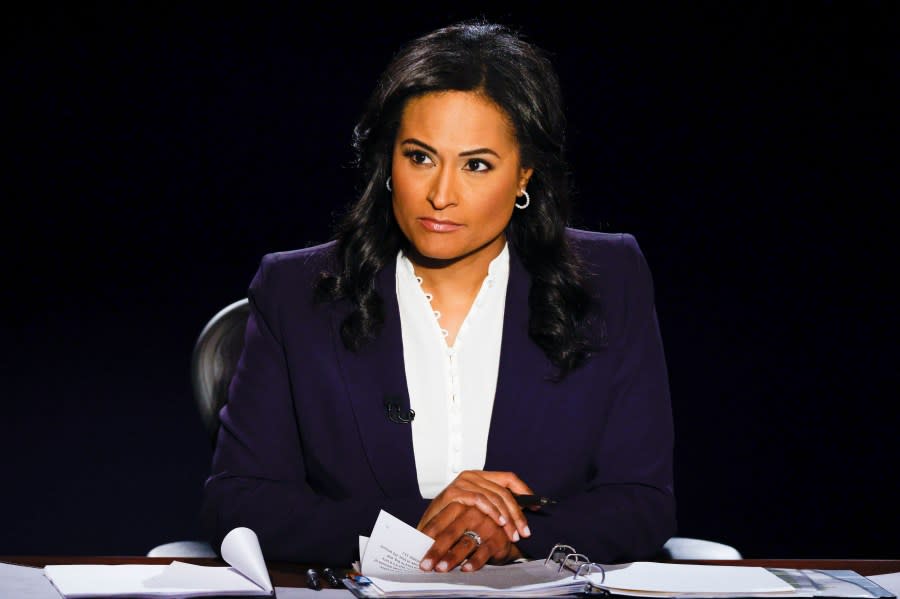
[191,298,251,446]
[147,298,742,559]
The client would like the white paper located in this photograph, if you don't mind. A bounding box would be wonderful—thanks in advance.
[367,559,579,593]
[360,510,435,577]
[0,561,63,599]
[43,527,273,598]
[870,572,900,596]
[274,589,353,598]
[595,562,794,593]
[359,535,369,565]
[220,527,273,592]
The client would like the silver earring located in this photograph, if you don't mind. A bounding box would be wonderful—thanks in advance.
[386,176,392,192]
[515,189,530,209]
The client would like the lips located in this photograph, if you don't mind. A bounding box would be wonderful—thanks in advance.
[417,217,463,233]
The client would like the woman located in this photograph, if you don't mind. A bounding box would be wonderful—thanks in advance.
[201,19,675,571]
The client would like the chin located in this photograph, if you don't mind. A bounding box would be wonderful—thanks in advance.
[409,238,468,262]
[418,247,465,262]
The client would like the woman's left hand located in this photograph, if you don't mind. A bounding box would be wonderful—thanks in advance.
[418,502,523,572]
[418,470,534,544]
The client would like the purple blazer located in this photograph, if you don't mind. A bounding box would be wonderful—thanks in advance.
[202,228,676,566]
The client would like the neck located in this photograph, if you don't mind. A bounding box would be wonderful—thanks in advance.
[406,234,506,298]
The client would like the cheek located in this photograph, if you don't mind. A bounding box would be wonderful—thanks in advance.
[390,198,406,231]
[480,188,516,227]
[391,190,415,221]
[391,194,419,241]
[390,172,420,213]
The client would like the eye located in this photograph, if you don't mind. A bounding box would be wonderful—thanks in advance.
[463,158,492,172]
[403,149,433,166]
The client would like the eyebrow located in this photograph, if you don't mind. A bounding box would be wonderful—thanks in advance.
[400,138,501,159]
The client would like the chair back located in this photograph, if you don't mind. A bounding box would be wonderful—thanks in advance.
[191,298,250,445]
[660,536,743,559]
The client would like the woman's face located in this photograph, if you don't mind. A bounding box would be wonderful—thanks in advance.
[391,91,532,265]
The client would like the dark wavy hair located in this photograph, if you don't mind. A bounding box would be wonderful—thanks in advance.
[317,19,595,379]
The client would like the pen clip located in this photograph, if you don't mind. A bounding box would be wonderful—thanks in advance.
[517,494,559,507]
[306,568,321,590]
[322,567,341,587]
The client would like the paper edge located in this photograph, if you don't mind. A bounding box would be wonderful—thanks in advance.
[220,527,274,593]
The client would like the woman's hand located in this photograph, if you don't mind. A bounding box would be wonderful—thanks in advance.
[416,470,535,571]
[418,470,534,544]
[418,502,524,572]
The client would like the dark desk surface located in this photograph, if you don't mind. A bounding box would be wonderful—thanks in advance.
[3,556,900,589]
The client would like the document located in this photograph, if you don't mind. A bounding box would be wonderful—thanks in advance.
[43,527,274,598]
[359,509,435,577]
[769,569,896,599]
[346,510,806,598]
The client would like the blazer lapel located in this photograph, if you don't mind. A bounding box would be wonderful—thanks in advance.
[485,247,556,469]
[332,258,421,498]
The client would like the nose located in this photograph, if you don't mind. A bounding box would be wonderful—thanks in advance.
[427,165,457,210]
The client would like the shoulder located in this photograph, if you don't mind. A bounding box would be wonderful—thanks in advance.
[563,227,657,316]
[258,239,338,272]
[250,240,338,298]
[256,240,337,279]
[564,227,646,271]
[244,240,340,335]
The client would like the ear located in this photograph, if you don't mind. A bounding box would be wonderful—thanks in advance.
[519,167,534,193]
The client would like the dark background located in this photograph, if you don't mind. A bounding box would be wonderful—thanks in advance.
[4,2,897,558]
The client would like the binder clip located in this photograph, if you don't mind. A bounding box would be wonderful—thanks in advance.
[545,543,607,594]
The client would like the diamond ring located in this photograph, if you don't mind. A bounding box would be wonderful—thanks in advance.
[462,530,482,547]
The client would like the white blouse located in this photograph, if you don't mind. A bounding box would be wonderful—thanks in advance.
[395,244,510,499]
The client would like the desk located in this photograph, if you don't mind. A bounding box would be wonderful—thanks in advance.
[3,556,900,589]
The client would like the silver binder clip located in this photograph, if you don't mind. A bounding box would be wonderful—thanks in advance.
[545,543,577,566]
[544,543,606,583]
[575,561,606,584]
[560,553,591,575]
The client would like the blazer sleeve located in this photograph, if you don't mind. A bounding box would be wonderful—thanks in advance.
[516,233,677,563]
[201,254,429,565]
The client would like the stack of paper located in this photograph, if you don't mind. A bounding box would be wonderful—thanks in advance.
[347,510,798,598]
[43,528,274,598]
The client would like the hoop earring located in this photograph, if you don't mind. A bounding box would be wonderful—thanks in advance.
[515,189,530,210]
[386,176,392,192]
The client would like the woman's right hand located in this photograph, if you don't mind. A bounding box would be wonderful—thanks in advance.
[417,470,534,546]
[418,501,523,572]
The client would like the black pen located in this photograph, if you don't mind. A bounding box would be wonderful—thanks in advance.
[515,494,558,507]
[322,568,342,588]
[306,568,321,591]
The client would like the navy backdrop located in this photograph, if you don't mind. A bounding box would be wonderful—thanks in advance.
[4,2,897,558]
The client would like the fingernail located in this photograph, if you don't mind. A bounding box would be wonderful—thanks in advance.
[437,561,448,572]
[499,515,507,526]
[513,531,520,542]
[523,526,531,537]
[462,563,473,571]
[420,559,432,570]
